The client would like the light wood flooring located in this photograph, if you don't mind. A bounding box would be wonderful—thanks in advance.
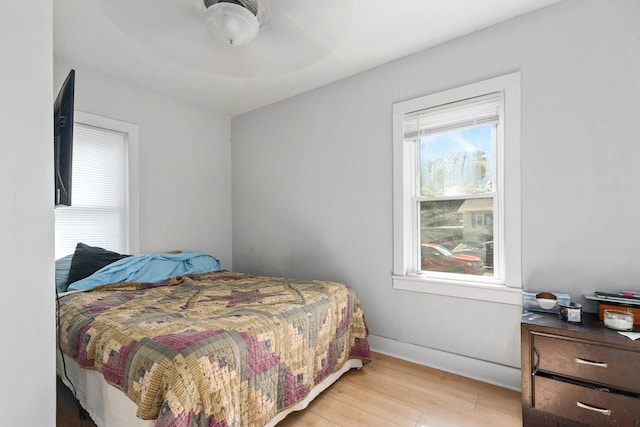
[57,352,522,427]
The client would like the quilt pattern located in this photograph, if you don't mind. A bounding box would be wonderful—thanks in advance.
[57,271,370,426]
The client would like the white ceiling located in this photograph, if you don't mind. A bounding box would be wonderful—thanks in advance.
[54,0,561,117]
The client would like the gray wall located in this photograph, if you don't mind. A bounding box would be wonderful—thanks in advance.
[0,1,56,424]
[54,59,234,269]
[231,0,640,389]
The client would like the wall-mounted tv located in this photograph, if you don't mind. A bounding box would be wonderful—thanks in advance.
[54,69,75,206]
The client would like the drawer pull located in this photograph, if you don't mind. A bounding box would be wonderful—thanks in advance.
[532,348,540,375]
[575,357,608,368]
[576,401,612,416]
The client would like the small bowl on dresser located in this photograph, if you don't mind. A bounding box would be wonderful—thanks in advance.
[603,309,634,331]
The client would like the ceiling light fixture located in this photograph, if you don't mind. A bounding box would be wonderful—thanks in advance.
[204,0,260,46]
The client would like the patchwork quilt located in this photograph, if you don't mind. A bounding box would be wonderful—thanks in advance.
[57,271,371,426]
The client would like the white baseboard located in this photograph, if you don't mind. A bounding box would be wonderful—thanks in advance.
[368,334,522,391]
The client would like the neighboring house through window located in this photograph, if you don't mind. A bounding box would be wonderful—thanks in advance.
[55,112,139,259]
[392,73,522,304]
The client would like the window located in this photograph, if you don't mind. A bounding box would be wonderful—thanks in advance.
[55,112,139,259]
[392,73,521,304]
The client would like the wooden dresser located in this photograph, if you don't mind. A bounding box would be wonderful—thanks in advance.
[521,311,640,426]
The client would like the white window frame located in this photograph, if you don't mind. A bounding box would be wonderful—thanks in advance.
[392,73,522,305]
[57,111,140,255]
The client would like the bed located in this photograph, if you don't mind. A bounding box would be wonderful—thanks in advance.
[55,245,371,427]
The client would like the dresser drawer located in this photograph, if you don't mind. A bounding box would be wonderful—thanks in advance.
[534,334,640,392]
[534,376,640,426]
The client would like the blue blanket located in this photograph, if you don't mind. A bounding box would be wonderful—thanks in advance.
[67,251,220,291]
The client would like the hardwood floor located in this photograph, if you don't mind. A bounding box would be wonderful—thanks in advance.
[56,378,95,427]
[57,352,522,426]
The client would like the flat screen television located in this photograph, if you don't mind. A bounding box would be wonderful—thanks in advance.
[54,69,75,206]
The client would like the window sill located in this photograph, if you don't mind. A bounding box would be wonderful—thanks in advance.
[392,275,523,305]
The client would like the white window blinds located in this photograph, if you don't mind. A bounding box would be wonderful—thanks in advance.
[54,123,128,259]
[403,92,501,139]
